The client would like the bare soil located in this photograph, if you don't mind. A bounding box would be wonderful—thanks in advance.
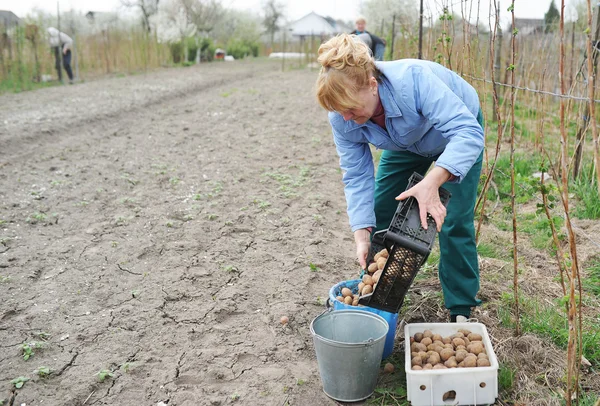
[1,60,599,406]
[0,60,357,406]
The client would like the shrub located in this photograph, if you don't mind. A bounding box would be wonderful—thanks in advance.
[169,42,184,64]
[226,39,259,60]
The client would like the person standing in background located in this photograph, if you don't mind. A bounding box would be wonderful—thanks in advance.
[350,17,386,61]
[47,27,74,84]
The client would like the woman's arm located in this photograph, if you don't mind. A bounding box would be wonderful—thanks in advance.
[330,114,376,268]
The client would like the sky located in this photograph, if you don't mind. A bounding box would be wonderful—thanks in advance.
[0,0,584,25]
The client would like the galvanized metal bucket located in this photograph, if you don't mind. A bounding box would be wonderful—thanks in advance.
[310,309,389,402]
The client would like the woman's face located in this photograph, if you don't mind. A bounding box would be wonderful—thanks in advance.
[339,78,379,124]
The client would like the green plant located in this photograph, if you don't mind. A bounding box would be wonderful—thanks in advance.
[26,212,46,224]
[309,263,319,272]
[572,165,600,219]
[498,364,516,391]
[120,362,132,373]
[226,39,259,59]
[583,257,600,298]
[11,376,29,389]
[34,366,52,377]
[169,41,184,63]
[231,393,240,401]
[296,378,306,385]
[21,342,42,360]
[97,369,115,382]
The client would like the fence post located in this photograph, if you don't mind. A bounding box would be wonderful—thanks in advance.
[418,0,424,59]
[389,14,396,60]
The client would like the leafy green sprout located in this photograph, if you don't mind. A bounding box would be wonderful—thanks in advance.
[21,342,42,360]
[11,376,29,389]
[96,369,115,382]
[34,366,52,377]
[231,393,240,400]
[120,363,132,373]
[309,263,319,272]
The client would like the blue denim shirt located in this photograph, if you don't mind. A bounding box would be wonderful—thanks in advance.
[329,59,484,232]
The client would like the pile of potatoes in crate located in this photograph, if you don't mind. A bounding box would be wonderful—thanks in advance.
[410,329,491,370]
[335,248,389,306]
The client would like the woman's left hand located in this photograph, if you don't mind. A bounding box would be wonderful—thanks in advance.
[395,167,451,232]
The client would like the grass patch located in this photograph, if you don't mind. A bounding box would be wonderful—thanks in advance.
[262,166,311,198]
[571,165,600,219]
[498,364,516,392]
[582,257,600,298]
[490,154,541,204]
[517,212,563,251]
[498,293,600,366]
[477,241,504,259]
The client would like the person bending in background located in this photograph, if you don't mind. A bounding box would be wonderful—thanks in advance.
[316,34,485,322]
[47,27,74,84]
[350,17,386,61]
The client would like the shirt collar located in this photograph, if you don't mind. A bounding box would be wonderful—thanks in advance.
[343,74,402,133]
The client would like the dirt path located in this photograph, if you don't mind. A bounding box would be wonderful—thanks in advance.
[0,61,359,405]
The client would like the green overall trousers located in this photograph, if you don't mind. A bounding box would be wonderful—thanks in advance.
[373,110,484,317]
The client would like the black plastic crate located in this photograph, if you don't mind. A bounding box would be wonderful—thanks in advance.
[360,172,451,313]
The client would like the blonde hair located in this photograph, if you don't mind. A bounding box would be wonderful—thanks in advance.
[316,34,378,112]
[355,17,366,24]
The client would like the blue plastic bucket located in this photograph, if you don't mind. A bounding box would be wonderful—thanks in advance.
[328,279,399,359]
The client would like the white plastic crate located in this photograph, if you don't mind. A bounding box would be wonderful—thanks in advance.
[404,322,498,406]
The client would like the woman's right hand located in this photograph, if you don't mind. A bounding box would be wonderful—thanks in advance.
[354,228,371,270]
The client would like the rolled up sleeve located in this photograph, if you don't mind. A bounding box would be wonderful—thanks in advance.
[330,116,377,232]
[406,66,484,182]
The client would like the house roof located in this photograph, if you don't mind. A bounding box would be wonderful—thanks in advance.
[0,10,21,26]
[512,18,545,35]
[287,12,350,37]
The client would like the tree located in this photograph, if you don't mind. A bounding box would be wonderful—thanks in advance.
[544,0,560,33]
[121,0,160,32]
[358,0,417,35]
[262,0,284,49]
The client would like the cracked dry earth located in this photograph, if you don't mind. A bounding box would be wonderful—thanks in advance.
[0,60,359,405]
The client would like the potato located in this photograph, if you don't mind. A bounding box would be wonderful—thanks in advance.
[420,337,433,347]
[467,342,484,355]
[358,282,365,293]
[427,353,441,365]
[379,248,389,258]
[374,253,381,262]
[280,316,289,325]
[432,334,442,342]
[412,365,423,370]
[458,329,472,336]
[452,338,466,348]
[433,364,447,369]
[410,337,415,344]
[463,355,477,368]
[423,330,433,339]
[367,262,378,273]
[352,299,359,306]
[453,332,465,339]
[442,336,452,345]
[341,288,353,298]
[411,342,427,353]
[477,353,488,360]
[418,351,429,361]
[440,348,454,361]
[458,361,465,367]
[344,296,353,305]
[362,275,374,286]
[411,356,422,367]
[433,340,444,347]
[456,345,466,351]
[383,363,394,373]
[377,257,387,270]
[463,337,471,347]
[477,358,491,367]
[372,270,382,284]
[468,333,483,342]
[336,296,344,303]
[414,332,424,342]
[443,344,454,350]
[444,356,458,368]
[455,349,469,363]
[362,284,373,295]
[423,363,433,370]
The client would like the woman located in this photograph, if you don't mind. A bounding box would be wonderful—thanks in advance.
[316,34,484,322]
